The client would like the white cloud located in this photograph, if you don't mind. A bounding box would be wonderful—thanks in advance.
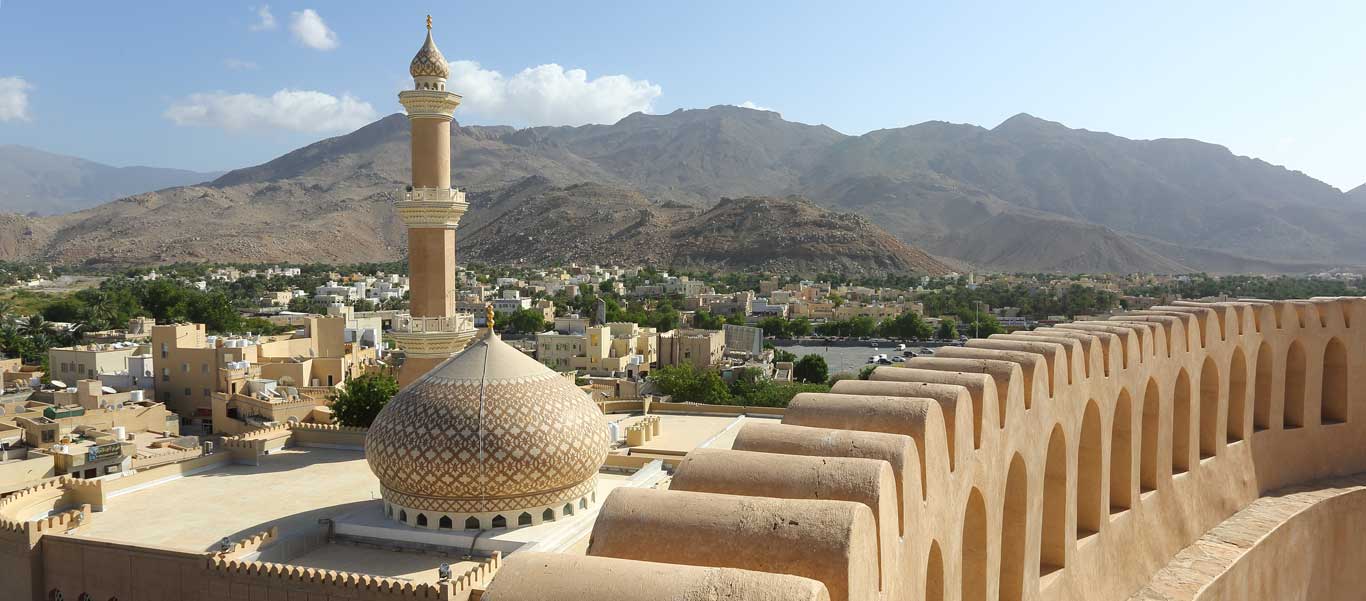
[739,100,773,112]
[248,5,276,31]
[163,89,377,133]
[290,9,338,51]
[447,61,661,127]
[0,76,33,122]
[223,58,259,71]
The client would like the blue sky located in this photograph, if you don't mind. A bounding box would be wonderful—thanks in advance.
[0,1,1362,190]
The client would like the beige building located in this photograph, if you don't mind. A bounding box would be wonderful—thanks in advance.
[536,322,657,376]
[657,328,726,370]
[48,342,144,385]
[153,318,376,432]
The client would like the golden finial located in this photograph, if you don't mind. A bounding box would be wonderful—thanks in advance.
[485,303,495,332]
[426,15,433,30]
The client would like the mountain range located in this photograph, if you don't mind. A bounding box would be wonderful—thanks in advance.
[1,106,1362,274]
[0,145,222,216]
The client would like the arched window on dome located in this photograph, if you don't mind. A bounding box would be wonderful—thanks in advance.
[579,497,588,509]
[416,513,428,527]
[465,516,481,529]
[563,503,574,516]
[518,512,532,526]
[543,508,555,522]
[492,515,507,528]
[439,516,453,529]
[398,510,407,523]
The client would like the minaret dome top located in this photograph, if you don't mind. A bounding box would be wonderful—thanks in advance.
[409,16,451,82]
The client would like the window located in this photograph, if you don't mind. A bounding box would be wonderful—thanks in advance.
[77,364,85,375]
[201,363,208,374]
[181,363,189,373]
[162,368,170,382]
[184,388,192,397]
[202,388,211,398]
[161,343,168,358]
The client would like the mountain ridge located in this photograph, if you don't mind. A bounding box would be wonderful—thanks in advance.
[0,145,223,215]
[2,106,1361,274]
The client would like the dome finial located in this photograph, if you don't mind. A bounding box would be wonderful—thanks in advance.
[484,303,495,333]
[426,14,432,31]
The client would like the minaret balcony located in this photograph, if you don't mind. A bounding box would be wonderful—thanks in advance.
[395,187,468,228]
[388,313,477,358]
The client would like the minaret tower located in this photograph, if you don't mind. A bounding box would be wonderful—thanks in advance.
[390,16,476,387]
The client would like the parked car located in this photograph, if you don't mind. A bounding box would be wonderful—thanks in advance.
[891,356,906,363]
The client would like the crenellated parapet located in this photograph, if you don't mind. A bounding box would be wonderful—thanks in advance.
[485,296,1366,601]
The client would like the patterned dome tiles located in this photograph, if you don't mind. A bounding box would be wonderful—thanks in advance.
[365,334,609,515]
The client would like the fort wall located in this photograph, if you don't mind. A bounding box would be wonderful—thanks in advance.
[488,297,1366,601]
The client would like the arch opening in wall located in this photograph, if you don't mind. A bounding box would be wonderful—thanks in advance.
[1254,342,1273,431]
[1228,347,1248,442]
[543,508,555,522]
[1198,356,1221,459]
[1284,340,1307,428]
[1111,390,1134,512]
[1041,425,1067,575]
[492,514,507,528]
[465,516,480,529]
[1172,369,1193,474]
[1077,401,1103,539]
[1323,338,1348,424]
[519,512,532,526]
[438,515,453,529]
[1000,454,1028,601]
[398,509,407,523]
[926,540,944,601]
[1140,379,1161,493]
[962,488,988,601]
[564,503,574,516]
[416,513,428,527]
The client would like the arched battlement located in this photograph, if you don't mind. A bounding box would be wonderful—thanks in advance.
[487,298,1366,601]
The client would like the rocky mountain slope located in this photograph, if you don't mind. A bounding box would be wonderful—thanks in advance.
[3,106,1362,273]
[455,177,951,275]
[0,145,221,215]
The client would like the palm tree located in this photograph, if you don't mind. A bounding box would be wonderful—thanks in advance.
[0,299,13,320]
[19,314,52,339]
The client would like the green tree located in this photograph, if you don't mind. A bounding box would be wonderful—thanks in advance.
[848,316,877,337]
[725,313,748,327]
[879,311,933,340]
[936,318,958,340]
[329,373,400,427]
[772,348,797,363]
[957,310,1004,337]
[694,311,726,330]
[504,308,548,334]
[649,364,732,404]
[858,364,878,380]
[757,316,789,338]
[793,354,829,384]
[788,317,813,337]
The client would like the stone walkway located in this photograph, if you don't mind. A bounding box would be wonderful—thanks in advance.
[1128,472,1366,600]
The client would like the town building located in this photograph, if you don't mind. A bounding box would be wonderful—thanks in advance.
[657,328,726,369]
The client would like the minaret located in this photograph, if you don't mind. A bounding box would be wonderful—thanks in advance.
[390,16,476,387]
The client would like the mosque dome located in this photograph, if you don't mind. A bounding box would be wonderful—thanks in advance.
[409,29,450,79]
[365,332,609,528]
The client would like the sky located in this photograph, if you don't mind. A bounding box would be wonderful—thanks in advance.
[0,1,1362,190]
